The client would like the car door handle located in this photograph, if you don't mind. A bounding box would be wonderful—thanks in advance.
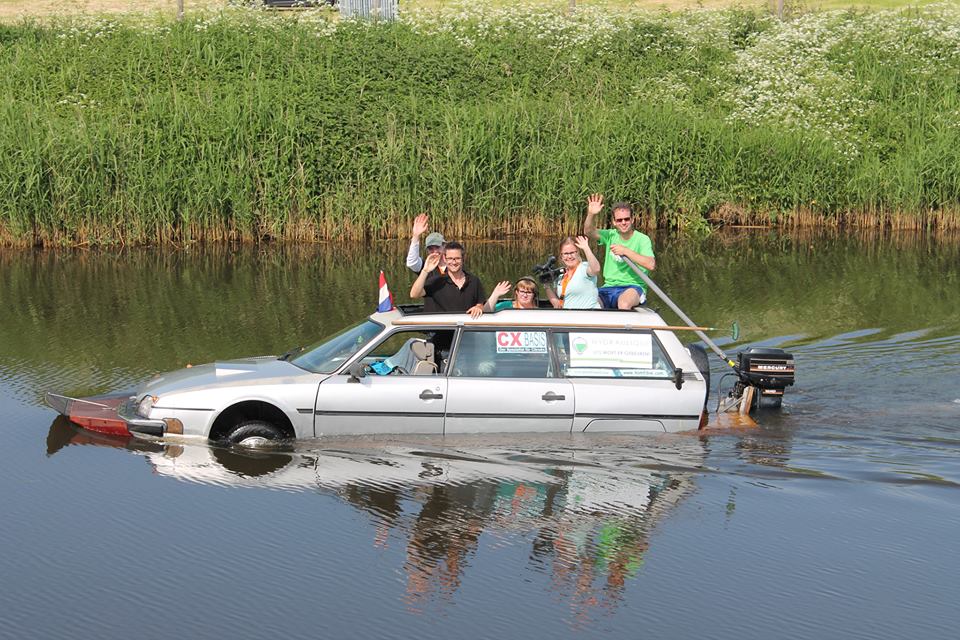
[542,392,566,401]
[419,390,444,400]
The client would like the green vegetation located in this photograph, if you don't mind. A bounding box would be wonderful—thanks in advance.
[1,4,959,245]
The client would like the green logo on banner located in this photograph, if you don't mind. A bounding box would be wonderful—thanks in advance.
[573,337,588,354]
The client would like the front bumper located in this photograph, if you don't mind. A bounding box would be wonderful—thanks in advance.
[45,392,166,438]
[117,398,166,437]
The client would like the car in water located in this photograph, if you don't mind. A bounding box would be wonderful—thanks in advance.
[48,305,727,444]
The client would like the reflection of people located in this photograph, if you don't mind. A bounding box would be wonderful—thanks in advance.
[404,482,496,608]
[406,214,446,274]
[583,194,656,309]
[530,469,660,622]
[491,277,539,310]
[410,241,486,319]
[341,484,404,548]
[548,517,650,620]
[55,414,706,622]
[545,236,601,309]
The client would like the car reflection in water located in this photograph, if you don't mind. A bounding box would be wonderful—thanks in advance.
[47,417,707,618]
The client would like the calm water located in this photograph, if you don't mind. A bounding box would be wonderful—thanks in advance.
[2,231,959,639]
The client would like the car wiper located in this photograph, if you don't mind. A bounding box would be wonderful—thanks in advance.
[278,346,304,361]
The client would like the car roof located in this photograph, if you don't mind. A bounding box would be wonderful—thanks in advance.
[369,306,673,330]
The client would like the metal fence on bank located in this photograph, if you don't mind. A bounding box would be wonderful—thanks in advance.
[339,0,399,21]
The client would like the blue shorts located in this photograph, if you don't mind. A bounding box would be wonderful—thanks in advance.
[598,285,646,309]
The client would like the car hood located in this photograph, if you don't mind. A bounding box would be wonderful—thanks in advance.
[138,357,319,397]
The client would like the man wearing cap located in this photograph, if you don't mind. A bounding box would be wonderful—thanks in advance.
[406,214,446,275]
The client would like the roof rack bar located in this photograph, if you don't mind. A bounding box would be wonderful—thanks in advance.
[391,319,713,331]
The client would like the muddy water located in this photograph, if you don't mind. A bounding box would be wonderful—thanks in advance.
[1,231,959,639]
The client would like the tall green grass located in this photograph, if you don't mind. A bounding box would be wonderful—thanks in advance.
[1,5,958,246]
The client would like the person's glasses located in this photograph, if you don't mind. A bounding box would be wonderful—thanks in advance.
[560,251,578,257]
[517,289,534,295]
[614,217,631,223]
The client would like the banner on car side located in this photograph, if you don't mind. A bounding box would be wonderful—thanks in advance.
[495,331,548,354]
[569,332,653,369]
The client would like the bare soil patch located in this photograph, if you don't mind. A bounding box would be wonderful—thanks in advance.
[0,0,220,21]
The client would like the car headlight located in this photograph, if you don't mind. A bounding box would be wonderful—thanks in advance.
[137,395,158,417]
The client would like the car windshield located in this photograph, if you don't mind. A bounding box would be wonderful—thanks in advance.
[289,320,384,373]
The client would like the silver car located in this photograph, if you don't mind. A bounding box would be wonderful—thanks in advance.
[50,306,711,445]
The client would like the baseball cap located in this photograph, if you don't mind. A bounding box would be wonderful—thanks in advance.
[425,232,445,248]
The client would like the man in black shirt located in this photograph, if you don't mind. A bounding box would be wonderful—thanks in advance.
[410,241,489,318]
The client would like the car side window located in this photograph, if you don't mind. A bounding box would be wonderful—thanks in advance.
[551,331,674,378]
[451,330,553,378]
[368,331,434,358]
[359,329,455,376]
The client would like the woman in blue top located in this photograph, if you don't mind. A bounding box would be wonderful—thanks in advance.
[545,236,601,309]
[491,277,539,310]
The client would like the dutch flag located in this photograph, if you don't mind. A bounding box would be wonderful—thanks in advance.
[378,270,394,312]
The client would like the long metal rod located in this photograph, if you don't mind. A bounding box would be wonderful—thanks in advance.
[622,257,736,368]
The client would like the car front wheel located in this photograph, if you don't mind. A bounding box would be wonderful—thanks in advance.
[220,420,285,447]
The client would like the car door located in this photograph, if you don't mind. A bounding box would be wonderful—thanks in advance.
[552,330,698,432]
[312,329,451,436]
[314,374,447,436]
[443,329,573,433]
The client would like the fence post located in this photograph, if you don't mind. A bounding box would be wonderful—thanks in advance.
[177,0,184,22]
[340,0,397,21]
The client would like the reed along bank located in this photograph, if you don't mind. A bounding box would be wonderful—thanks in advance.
[1,5,959,246]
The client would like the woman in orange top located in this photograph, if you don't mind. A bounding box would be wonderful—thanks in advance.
[545,236,601,309]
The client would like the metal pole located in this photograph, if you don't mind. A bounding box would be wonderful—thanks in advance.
[622,257,736,368]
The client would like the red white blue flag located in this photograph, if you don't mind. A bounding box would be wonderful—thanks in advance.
[378,271,394,312]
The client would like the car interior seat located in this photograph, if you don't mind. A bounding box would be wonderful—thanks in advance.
[381,337,436,376]
[410,340,437,375]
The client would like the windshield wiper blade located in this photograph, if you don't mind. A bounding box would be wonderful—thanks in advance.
[278,346,304,361]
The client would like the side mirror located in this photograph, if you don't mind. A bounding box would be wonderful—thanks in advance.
[347,361,366,383]
[673,367,684,390]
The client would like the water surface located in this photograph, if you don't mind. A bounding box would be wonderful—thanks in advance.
[1,231,959,639]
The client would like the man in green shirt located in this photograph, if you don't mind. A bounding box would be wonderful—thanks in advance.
[583,193,656,309]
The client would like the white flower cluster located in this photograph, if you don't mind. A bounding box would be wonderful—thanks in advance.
[49,6,293,39]
[723,6,960,158]
[724,14,872,157]
[399,3,647,53]
[633,73,694,105]
[56,92,99,108]
[851,5,960,73]
[189,6,292,33]
[54,16,121,43]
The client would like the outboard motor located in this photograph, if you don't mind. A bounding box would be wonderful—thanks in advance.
[733,347,795,409]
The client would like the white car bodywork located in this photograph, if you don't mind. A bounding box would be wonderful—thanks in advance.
[121,306,710,441]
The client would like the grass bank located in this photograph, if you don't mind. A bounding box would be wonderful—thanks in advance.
[1,3,959,246]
